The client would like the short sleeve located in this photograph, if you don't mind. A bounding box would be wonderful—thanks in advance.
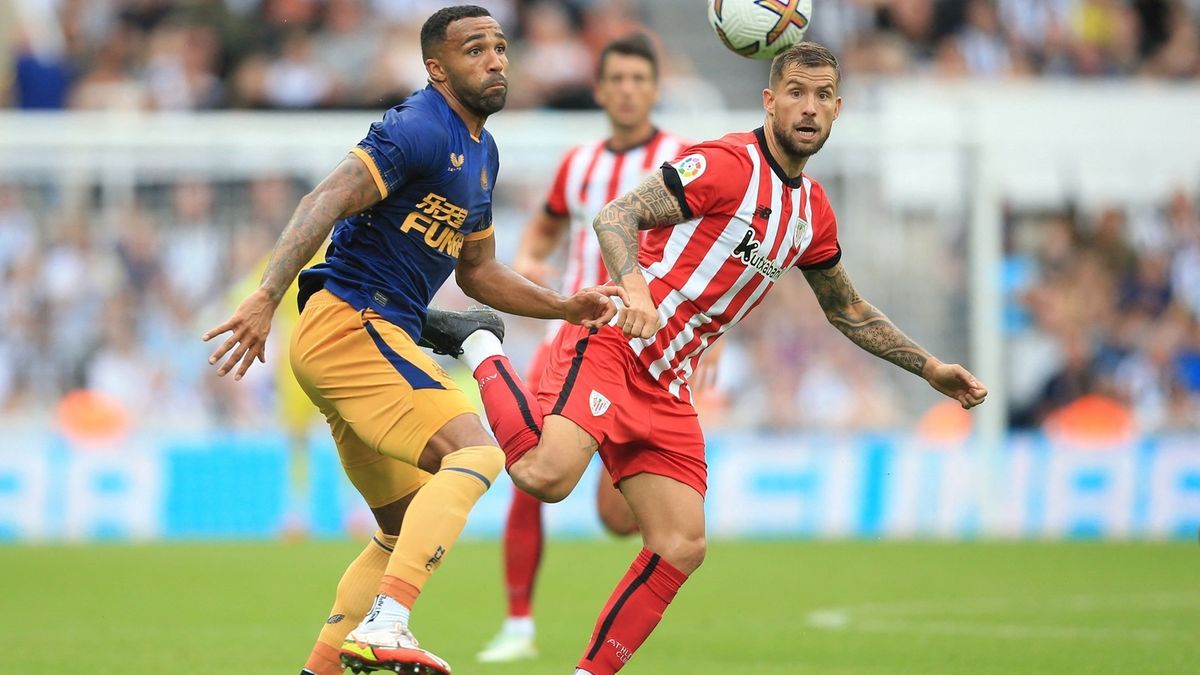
[544,147,578,217]
[796,180,842,270]
[351,107,444,199]
[660,142,750,221]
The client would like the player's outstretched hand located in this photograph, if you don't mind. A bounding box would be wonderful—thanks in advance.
[565,285,627,328]
[202,288,278,381]
[926,362,988,410]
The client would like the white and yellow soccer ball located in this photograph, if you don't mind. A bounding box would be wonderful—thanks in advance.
[707,0,813,60]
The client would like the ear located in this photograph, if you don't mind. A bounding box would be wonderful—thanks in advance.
[426,57,446,83]
[833,96,842,120]
[762,88,774,117]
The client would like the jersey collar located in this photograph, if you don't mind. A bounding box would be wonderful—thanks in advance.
[754,127,805,189]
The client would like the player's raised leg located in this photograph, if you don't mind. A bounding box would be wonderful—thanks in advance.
[421,308,600,501]
[575,473,702,675]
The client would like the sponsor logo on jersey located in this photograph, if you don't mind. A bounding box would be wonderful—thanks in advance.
[401,192,470,258]
[481,166,489,190]
[673,154,706,186]
[589,390,611,416]
[733,229,785,280]
[449,152,465,171]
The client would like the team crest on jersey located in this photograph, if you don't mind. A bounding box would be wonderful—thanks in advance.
[672,154,706,186]
[794,217,809,240]
[448,153,464,171]
[480,166,489,190]
[589,390,611,416]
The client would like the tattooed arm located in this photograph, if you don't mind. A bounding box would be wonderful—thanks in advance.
[593,171,685,338]
[202,153,382,379]
[803,261,989,409]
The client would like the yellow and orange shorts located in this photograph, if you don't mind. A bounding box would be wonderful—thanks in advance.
[290,289,478,507]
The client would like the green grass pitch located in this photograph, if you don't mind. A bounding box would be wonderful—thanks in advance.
[0,540,1196,674]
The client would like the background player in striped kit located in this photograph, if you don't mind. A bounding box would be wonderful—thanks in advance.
[423,42,988,674]
[475,33,701,664]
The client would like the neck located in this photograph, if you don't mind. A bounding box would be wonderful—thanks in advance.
[763,119,808,178]
[608,120,656,152]
[432,80,486,138]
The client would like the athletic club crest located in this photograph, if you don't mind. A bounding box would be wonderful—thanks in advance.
[480,166,489,190]
[589,390,611,416]
[794,216,809,240]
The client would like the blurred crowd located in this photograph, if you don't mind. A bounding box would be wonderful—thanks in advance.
[3,0,1200,438]
[1006,189,1200,435]
[4,0,1200,111]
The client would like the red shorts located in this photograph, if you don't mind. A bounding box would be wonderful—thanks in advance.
[535,323,708,497]
[524,337,554,394]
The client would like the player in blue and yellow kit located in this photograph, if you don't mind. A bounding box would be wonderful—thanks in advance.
[203,6,623,674]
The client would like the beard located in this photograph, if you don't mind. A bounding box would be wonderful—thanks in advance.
[451,71,508,117]
[771,120,830,160]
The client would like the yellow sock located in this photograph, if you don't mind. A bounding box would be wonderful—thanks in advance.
[379,445,504,604]
[305,531,397,675]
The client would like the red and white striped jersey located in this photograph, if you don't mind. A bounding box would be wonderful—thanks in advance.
[545,129,687,295]
[633,127,842,403]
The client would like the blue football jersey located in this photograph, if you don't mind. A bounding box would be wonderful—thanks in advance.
[299,86,499,340]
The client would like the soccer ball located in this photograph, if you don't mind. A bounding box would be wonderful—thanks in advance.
[707,0,813,60]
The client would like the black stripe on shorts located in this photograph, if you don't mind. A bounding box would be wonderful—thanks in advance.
[552,327,597,415]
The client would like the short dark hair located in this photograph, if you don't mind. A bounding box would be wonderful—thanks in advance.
[769,42,840,88]
[597,32,658,80]
[420,5,492,61]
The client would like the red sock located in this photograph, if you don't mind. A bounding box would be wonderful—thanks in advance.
[576,549,689,674]
[474,356,542,467]
[503,486,544,617]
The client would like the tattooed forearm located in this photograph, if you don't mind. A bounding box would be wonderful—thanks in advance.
[803,262,931,377]
[260,153,381,302]
[593,173,684,280]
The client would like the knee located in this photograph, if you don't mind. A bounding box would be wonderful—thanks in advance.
[650,535,706,575]
[509,462,572,503]
[441,445,505,488]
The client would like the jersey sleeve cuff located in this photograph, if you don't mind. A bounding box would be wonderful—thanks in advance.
[351,146,390,200]
[798,246,842,271]
[659,163,693,221]
[544,202,568,217]
[463,223,494,242]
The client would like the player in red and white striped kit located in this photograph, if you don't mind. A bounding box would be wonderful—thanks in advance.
[476,33,691,664]
[422,42,988,674]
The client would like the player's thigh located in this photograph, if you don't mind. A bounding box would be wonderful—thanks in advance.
[292,295,477,467]
[619,472,706,574]
[596,472,637,536]
[325,407,430,514]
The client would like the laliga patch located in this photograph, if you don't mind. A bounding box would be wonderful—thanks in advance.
[589,390,611,416]
[673,154,706,186]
